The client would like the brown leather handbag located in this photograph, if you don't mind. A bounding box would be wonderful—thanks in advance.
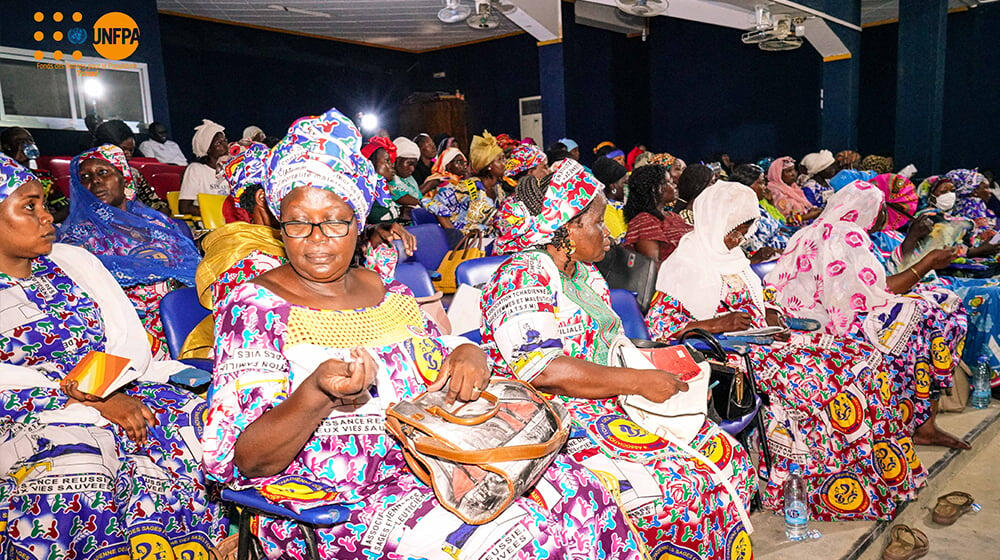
[384,378,569,524]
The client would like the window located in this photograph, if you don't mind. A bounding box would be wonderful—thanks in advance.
[0,46,153,131]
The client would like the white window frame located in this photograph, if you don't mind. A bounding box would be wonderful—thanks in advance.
[0,45,153,131]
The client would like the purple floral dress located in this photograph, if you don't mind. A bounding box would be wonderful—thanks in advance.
[204,279,642,560]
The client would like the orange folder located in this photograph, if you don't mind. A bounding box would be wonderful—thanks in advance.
[60,350,135,399]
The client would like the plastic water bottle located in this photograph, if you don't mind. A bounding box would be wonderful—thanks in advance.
[971,356,992,409]
[22,143,40,170]
[784,464,808,541]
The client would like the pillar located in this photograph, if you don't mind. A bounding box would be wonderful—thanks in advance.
[538,41,567,146]
[820,0,862,151]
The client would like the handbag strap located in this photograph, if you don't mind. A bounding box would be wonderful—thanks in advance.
[412,429,568,464]
[425,391,499,426]
[679,328,728,362]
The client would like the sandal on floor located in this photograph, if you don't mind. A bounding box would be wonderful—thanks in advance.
[209,534,238,560]
[931,491,975,526]
[882,525,929,560]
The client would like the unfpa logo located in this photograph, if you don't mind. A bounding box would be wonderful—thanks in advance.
[93,12,140,60]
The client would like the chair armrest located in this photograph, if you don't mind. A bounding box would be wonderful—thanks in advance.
[716,334,775,347]
[459,329,482,344]
[170,364,212,388]
[685,337,750,355]
[221,488,351,527]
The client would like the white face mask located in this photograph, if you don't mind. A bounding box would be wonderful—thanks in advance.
[934,191,956,211]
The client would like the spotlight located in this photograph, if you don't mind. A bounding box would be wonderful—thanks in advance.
[83,78,104,98]
[359,113,379,132]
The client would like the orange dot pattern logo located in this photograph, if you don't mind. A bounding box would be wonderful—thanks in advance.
[32,11,139,62]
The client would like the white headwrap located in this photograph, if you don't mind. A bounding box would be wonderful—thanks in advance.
[801,150,835,177]
[655,181,764,320]
[192,119,225,157]
[242,125,263,141]
[393,137,420,159]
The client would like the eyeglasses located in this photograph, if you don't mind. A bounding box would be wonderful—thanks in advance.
[280,219,354,238]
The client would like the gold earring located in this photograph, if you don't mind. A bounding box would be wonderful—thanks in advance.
[567,239,577,255]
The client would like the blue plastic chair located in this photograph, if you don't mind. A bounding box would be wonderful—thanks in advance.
[455,255,507,288]
[394,262,436,298]
[750,260,777,281]
[409,207,439,225]
[222,488,351,560]
[404,224,453,271]
[609,289,651,340]
[159,288,213,386]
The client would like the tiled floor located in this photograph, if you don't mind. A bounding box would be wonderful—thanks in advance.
[752,401,1000,559]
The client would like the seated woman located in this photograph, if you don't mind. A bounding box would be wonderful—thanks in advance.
[504,142,550,182]
[58,145,201,356]
[179,119,229,216]
[1,126,69,221]
[948,168,998,246]
[730,162,789,260]
[673,162,715,225]
[95,119,169,214]
[767,157,821,224]
[765,180,970,449]
[422,147,470,224]
[860,155,894,175]
[799,150,840,208]
[442,131,511,235]
[623,163,691,261]
[0,155,223,559]
[202,108,642,560]
[480,159,756,560]
[591,156,628,244]
[647,181,924,520]
[361,137,399,222]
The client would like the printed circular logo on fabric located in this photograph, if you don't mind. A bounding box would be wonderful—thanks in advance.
[698,433,733,471]
[594,415,669,452]
[259,476,340,503]
[726,524,753,560]
[92,12,140,60]
[648,541,704,560]
[872,440,908,487]
[914,361,931,398]
[827,390,865,434]
[820,472,870,514]
[874,367,893,405]
[898,398,914,425]
[897,436,922,472]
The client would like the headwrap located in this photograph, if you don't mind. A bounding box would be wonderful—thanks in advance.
[831,169,876,192]
[94,119,134,146]
[469,131,504,173]
[626,146,645,171]
[946,168,986,197]
[765,181,892,337]
[495,159,603,253]
[645,152,677,170]
[592,156,627,187]
[593,141,615,155]
[496,133,520,152]
[801,150,835,177]
[264,107,388,229]
[657,181,763,320]
[767,156,812,215]
[436,136,457,155]
[427,147,465,184]
[0,153,36,202]
[756,157,774,172]
[505,144,547,178]
[836,150,861,169]
[871,173,917,231]
[558,138,578,151]
[75,144,137,200]
[361,136,397,163]
[192,119,225,158]
[224,141,270,205]
[393,137,420,159]
[860,155,893,174]
[606,149,626,161]
[57,145,201,287]
[946,168,993,224]
[242,125,263,141]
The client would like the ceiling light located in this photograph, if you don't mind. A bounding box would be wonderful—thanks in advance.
[267,4,331,18]
[359,113,379,132]
[83,78,104,98]
[438,0,472,24]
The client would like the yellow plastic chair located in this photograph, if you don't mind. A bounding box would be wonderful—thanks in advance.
[166,191,200,231]
[197,193,227,230]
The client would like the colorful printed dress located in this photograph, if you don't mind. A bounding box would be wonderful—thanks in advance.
[872,230,1000,386]
[0,246,223,560]
[480,250,756,560]
[801,178,834,208]
[645,276,926,521]
[426,178,503,234]
[204,279,643,560]
[745,205,790,253]
[125,280,179,359]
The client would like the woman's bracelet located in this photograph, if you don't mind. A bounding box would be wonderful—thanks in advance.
[908,267,922,281]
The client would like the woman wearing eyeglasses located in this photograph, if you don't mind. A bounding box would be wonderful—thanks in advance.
[202,108,645,560]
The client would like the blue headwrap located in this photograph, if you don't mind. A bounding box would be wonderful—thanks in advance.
[0,153,37,202]
[265,107,388,229]
[830,169,876,192]
[558,137,578,151]
[606,149,625,160]
[57,145,200,287]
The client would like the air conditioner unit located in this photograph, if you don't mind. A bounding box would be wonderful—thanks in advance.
[575,0,646,35]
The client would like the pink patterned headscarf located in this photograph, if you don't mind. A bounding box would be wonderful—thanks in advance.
[764,181,890,336]
[767,156,812,216]
[871,173,917,231]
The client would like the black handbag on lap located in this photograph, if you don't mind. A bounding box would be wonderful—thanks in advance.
[679,329,756,421]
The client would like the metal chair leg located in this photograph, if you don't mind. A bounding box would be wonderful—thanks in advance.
[237,508,252,560]
[300,523,321,560]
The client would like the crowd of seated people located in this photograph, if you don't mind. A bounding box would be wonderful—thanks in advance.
[2,106,999,560]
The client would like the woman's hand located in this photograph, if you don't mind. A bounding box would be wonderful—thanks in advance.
[428,343,490,404]
[922,247,961,271]
[89,393,156,445]
[709,312,752,333]
[368,223,417,256]
[749,247,779,264]
[907,216,934,243]
[764,308,791,341]
[311,348,377,400]
[637,369,689,403]
[62,380,103,403]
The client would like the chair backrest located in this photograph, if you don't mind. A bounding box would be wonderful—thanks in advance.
[166,191,182,216]
[160,287,211,359]
[37,156,71,178]
[750,260,777,281]
[136,162,185,177]
[455,256,507,288]
[410,207,439,225]
[149,173,181,199]
[610,288,651,340]
[394,262,435,298]
[129,157,159,164]
[405,224,453,271]
[198,193,227,229]
[54,175,71,198]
